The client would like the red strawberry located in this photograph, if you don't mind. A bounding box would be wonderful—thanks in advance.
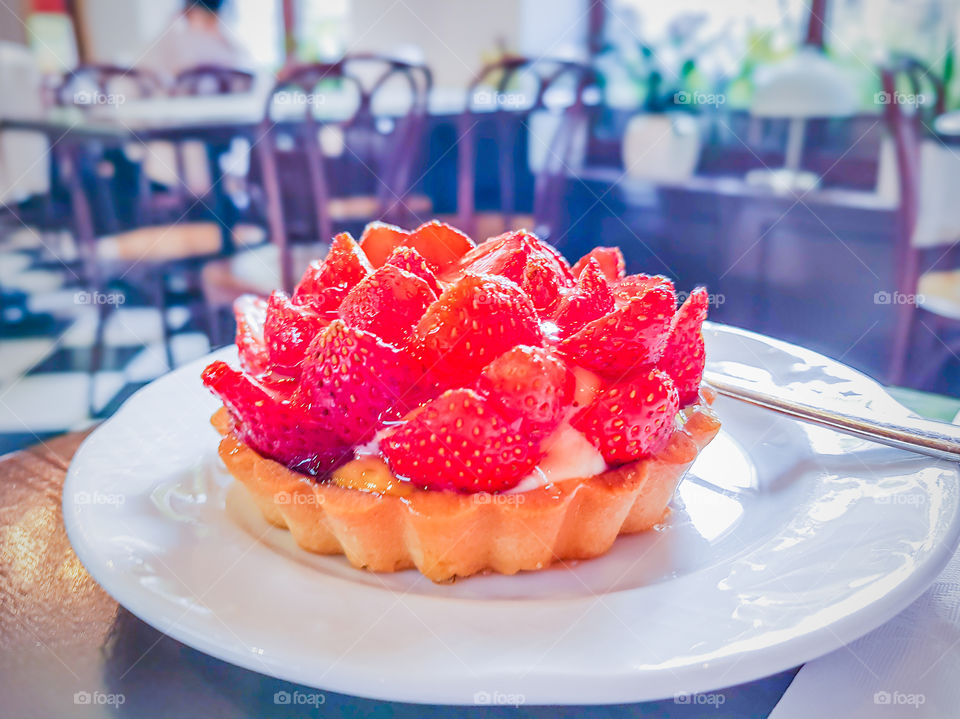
[452,230,572,311]
[381,388,540,492]
[615,273,675,306]
[558,285,675,378]
[384,245,441,295]
[476,345,574,439]
[521,253,566,312]
[359,221,411,268]
[233,294,269,375]
[407,220,475,271]
[551,258,615,336]
[293,232,373,311]
[572,247,625,282]
[338,264,436,346]
[202,360,351,475]
[263,290,331,371]
[410,273,542,389]
[659,287,708,405]
[451,229,530,281]
[571,368,680,464]
[298,320,425,446]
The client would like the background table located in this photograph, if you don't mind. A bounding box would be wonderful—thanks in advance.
[0,387,954,718]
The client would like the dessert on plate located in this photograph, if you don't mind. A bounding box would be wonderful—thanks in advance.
[203,220,720,582]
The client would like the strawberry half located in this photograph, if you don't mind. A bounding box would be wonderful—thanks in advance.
[558,285,675,378]
[571,368,680,464]
[659,287,708,405]
[551,258,615,336]
[476,345,574,439]
[202,360,351,474]
[381,388,540,492]
[338,264,436,346]
[615,273,675,306]
[293,232,373,311]
[384,245,442,295]
[298,319,425,446]
[410,273,542,389]
[233,294,269,375]
[452,230,572,311]
[359,221,411,268]
[407,220,475,271]
[263,290,331,371]
[572,247,625,282]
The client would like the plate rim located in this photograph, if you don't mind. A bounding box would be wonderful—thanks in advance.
[62,324,960,704]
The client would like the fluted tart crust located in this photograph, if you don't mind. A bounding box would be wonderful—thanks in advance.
[213,398,721,583]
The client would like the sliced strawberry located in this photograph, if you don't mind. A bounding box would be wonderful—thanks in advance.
[263,290,331,371]
[558,285,675,378]
[410,273,542,389]
[202,360,351,475]
[338,264,436,346]
[572,247,625,282]
[293,232,373,311]
[359,221,411,268]
[453,230,530,283]
[233,294,269,375]
[452,230,572,311]
[659,287,708,405]
[298,320,425,446]
[384,245,442,295]
[476,345,574,438]
[381,388,540,492]
[552,258,615,336]
[571,368,680,464]
[615,273,675,306]
[407,220,475,271]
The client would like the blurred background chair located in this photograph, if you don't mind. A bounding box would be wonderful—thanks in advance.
[882,62,960,389]
[200,53,433,341]
[449,56,599,244]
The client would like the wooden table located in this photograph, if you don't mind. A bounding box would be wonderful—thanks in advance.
[0,387,953,717]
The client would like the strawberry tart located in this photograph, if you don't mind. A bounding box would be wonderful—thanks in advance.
[203,220,720,582]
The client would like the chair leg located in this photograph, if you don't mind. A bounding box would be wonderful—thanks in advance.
[888,303,915,385]
[88,299,109,417]
[155,273,176,372]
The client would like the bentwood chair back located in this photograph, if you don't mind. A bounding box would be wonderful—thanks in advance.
[455,56,598,243]
[256,54,432,292]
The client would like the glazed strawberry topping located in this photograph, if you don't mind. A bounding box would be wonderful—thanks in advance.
[298,320,425,446]
[571,368,680,464]
[263,290,332,372]
[409,273,542,389]
[203,222,712,493]
[381,388,540,492]
[358,221,411,268]
[234,295,269,375]
[202,360,351,474]
[476,345,574,439]
[551,258,615,336]
[339,264,437,346]
[293,231,373,311]
[384,246,442,295]
[572,246,625,282]
[558,284,675,377]
[659,287,709,406]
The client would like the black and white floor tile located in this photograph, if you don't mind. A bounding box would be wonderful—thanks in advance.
[0,223,213,456]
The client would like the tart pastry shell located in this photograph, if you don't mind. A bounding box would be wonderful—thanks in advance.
[214,402,721,582]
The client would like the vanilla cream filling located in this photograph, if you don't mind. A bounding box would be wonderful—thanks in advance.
[506,421,607,493]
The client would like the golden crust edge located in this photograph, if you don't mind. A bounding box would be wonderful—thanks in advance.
[214,402,721,582]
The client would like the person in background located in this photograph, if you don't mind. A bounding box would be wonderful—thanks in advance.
[139,0,252,83]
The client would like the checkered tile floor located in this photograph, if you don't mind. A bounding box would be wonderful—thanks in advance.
[0,224,213,456]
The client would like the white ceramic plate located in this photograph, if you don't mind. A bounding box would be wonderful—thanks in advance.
[63,324,960,705]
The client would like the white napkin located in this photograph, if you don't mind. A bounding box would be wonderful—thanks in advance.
[770,413,960,718]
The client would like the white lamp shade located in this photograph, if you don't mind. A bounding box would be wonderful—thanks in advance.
[752,47,859,119]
